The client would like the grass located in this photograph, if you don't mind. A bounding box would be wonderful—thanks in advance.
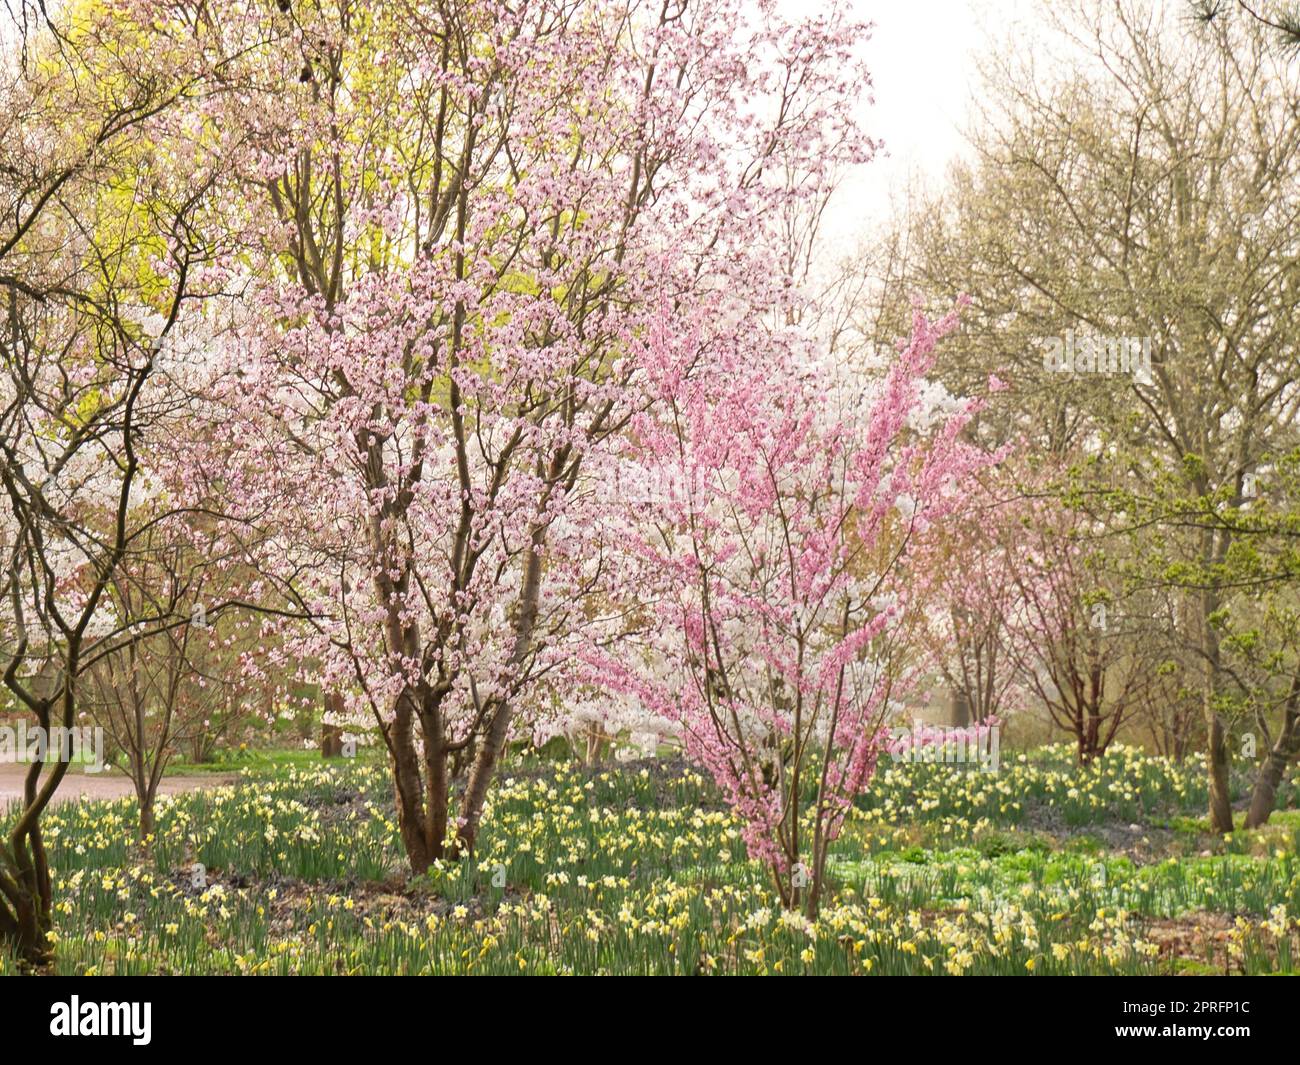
[164,745,386,776]
[2,744,1297,975]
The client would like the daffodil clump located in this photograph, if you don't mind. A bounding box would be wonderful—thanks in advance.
[859,744,1211,835]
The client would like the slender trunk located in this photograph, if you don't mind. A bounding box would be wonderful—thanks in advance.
[1206,708,1234,833]
[1244,682,1300,829]
[806,844,830,921]
[771,860,793,910]
[1200,585,1234,833]
[455,698,511,856]
[389,693,433,873]
[455,526,546,854]
[133,763,151,835]
[426,716,450,857]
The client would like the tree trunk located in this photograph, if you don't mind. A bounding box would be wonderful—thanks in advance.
[1,827,55,971]
[426,717,450,858]
[389,693,434,874]
[950,686,970,728]
[138,799,155,843]
[321,692,345,758]
[321,723,343,758]
[455,698,512,856]
[807,839,832,921]
[2,894,51,972]
[584,725,610,764]
[455,526,546,854]
[1,709,67,971]
[1244,686,1300,829]
[1076,708,1102,764]
[1200,586,1234,834]
[1206,709,1234,833]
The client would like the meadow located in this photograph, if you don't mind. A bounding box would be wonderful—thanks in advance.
[8,745,1297,976]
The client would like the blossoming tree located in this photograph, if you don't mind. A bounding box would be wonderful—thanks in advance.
[907,469,1029,727]
[597,304,996,916]
[197,0,873,870]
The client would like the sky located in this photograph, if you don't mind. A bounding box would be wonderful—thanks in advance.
[826,0,1045,244]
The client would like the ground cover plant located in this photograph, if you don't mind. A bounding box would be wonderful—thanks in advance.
[5,746,1295,976]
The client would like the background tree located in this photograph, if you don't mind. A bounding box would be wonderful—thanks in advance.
[909,471,1027,728]
[875,0,1300,829]
[82,517,270,840]
[1110,443,1300,824]
[996,491,1171,763]
[0,4,223,964]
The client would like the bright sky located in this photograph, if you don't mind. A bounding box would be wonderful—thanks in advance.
[826,0,1045,246]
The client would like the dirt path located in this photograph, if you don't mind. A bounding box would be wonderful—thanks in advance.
[0,763,236,805]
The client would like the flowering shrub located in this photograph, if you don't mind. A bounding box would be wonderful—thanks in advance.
[594,304,1010,914]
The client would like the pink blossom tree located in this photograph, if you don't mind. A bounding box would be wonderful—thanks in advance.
[596,303,997,916]
[907,470,1029,727]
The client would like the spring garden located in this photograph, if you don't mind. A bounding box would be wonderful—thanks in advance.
[3,0,1300,980]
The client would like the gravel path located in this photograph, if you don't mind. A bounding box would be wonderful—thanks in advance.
[0,762,236,805]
